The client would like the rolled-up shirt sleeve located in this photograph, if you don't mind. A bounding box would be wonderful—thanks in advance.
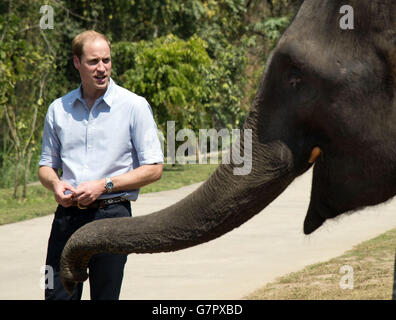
[130,98,164,165]
[39,102,62,169]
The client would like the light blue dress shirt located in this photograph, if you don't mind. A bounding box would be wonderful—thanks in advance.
[39,78,164,201]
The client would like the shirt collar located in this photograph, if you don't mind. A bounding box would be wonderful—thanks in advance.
[73,77,115,108]
[103,77,115,107]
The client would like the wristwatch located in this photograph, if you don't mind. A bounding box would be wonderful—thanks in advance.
[105,177,114,193]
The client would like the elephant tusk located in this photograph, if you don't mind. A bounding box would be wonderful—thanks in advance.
[308,147,322,163]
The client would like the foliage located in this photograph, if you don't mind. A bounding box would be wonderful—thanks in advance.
[0,0,56,198]
[61,0,247,47]
[113,35,249,133]
[204,41,249,130]
[120,35,212,133]
[252,16,291,50]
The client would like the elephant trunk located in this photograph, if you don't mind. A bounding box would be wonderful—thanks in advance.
[60,134,295,293]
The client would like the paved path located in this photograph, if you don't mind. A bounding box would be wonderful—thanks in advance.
[1,169,396,300]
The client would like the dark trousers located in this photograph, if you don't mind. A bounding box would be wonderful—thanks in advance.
[44,201,131,300]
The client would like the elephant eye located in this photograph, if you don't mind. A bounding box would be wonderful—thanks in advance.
[288,67,303,89]
[290,77,302,88]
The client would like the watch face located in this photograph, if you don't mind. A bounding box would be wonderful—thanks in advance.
[106,180,113,191]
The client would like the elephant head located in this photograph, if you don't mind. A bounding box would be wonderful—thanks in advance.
[60,0,396,293]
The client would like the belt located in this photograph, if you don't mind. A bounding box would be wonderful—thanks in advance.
[72,197,129,210]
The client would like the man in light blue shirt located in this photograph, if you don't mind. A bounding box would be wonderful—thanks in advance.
[38,30,163,300]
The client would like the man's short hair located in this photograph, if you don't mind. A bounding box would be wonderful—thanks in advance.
[72,30,111,60]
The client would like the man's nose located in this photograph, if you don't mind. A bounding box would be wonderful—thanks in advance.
[97,61,106,72]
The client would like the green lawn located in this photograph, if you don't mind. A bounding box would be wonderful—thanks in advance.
[0,163,218,225]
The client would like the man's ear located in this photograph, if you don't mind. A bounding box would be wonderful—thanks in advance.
[73,55,81,70]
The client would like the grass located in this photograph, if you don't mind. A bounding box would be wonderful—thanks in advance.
[0,184,56,225]
[244,228,396,300]
[0,163,218,225]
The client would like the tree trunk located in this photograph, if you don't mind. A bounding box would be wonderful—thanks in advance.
[23,147,33,199]
[13,151,20,199]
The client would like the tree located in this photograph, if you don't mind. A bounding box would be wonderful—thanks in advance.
[119,35,212,133]
[0,0,55,198]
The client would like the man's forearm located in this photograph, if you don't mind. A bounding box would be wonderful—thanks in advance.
[38,166,61,192]
[111,164,163,193]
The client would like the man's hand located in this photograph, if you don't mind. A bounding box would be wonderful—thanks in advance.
[38,166,77,208]
[72,179,106,206]
[53,181,77,208]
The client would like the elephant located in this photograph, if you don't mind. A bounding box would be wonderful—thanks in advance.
[60,0,396,293]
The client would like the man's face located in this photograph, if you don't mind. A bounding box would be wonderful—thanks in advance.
[73,38,111,95]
